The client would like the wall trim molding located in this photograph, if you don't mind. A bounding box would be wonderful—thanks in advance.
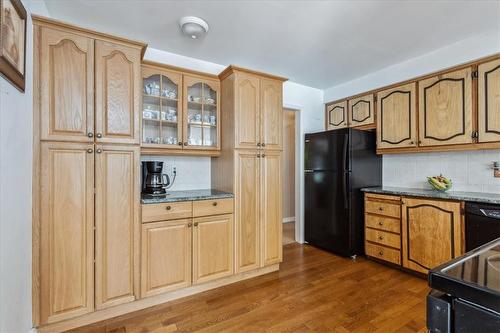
[283,217,295,223]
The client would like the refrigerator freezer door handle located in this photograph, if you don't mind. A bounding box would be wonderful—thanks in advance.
[343,171,349,209]
[342,134,350,209]
[305,169,314,173]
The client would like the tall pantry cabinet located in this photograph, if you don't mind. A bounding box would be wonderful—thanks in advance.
[212,66,287,273]
[32,16,146,326]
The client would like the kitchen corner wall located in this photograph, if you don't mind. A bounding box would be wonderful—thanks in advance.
[383,150,500,193]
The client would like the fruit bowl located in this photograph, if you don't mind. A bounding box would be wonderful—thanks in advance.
[427,175,452,192]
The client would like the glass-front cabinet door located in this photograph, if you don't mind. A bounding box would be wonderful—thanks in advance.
[142,67,182,148]
[183,75,220,150]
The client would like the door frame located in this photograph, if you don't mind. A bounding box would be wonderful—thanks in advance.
[283,106,302,244]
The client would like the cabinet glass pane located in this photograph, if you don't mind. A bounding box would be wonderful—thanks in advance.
[143,75,161,144]
[160,75,179,145]
[186,82,217,148]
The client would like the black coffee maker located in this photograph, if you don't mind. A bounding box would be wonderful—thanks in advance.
[142,161,170,196]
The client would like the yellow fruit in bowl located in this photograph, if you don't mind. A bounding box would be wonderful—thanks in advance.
[427,174,452,192]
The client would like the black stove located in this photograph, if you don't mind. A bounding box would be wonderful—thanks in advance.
[427,238,500,332]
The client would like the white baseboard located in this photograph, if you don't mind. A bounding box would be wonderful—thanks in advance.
[283,217,295,223]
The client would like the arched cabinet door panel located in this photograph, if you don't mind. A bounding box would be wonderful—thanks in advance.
[377,83,417,149]
[418,68,473,147]
[39,27,94,142]
[349,94,374,127]
[234,72,260,149]
[260,78,283,150]
[402,197,463,274]
[478,58,500,143]
[95,40,141,145]
[326,101,348,130]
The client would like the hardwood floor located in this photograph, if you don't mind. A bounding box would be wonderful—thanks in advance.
[72,244,428,333]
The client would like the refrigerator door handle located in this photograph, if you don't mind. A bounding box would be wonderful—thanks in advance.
[305,169,314,173]
[342,134,350,209]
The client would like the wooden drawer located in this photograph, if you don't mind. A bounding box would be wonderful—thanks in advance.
[193,198,234,217]
[365,200,400,218]
[366,228,400,249]
[365,193,401,202]
[365,214,401,234]
[366,243,401,265]
[142,201,193,223]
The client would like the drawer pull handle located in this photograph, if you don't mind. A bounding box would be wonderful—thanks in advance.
[379,251,384,256]
[378,235,384,240]
[378,207,383,211]
[378,221,383,226]
[166,206,172,211]
[212,202,218,206]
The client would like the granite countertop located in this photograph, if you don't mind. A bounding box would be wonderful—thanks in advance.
[361,186,500,204]
[141,189,234,204]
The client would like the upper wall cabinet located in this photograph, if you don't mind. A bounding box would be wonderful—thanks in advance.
[95,40,141,145]
[478,58,500,143]
[349,94,375,127]
[39,27,95,142]
[260,78,283,150]
[234,72,261,149]
[376,83,417,149]
[326,101,348,130]
[418,68,473,147]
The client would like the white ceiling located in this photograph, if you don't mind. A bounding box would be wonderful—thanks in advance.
[43,0,500,89]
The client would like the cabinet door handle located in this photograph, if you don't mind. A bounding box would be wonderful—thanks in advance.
[87,132,94,138]
[378,251,384,256]
[184,142,188,146]
[262,143,266,147]
[257,142,261,147]
[378,207,383,211]
[187,223,192,228]
[96,149,102,154]
[178,142,183,146]
[378,235,384,240]
[166,205,171,211]
[212,202,218,206]
[257,154,261,158]
[262,154,266,158]
[87,148,93,154]
[194,222,199,227]
[96,133,102,138]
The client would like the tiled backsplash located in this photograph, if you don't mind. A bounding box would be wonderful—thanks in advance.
[383,150,500,193]
[140,156,211,191]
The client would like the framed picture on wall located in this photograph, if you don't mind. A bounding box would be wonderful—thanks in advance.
[0,0,26,92]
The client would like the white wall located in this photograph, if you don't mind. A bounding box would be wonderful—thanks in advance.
[0,2,49,332]
[323,30,500,194]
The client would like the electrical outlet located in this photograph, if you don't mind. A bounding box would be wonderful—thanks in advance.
[493,162,500,178]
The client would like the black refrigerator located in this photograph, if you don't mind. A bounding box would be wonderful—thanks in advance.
[304,128,382,257]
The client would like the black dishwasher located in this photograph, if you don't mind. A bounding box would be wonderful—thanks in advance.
[465,202,500,251]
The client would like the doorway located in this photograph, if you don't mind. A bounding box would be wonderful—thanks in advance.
[283,108,297,244]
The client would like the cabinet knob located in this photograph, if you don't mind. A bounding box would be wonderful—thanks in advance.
[87,132,94,138]
[184,142,188,146]
[409,141,414,145]
[96,133,102,138]
[257,143,261,147]
[378,251,384,256]
[87,148,93,154]
[178,142,183,146]
[187,223,192,228]
[262,143,266,147]
[257,154,261,158]
[378,207,383,211]
[96,149,102,154]
[194,222,199,227]
[378,221,383,226]
[378,235,384,240]
[262,154,266,158]
[166,206,171,210]
[212,202,218,206]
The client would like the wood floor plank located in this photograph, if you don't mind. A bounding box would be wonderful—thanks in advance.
[71,244,428,333]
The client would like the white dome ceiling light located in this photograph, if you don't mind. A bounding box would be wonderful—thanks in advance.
[179,16,209,40]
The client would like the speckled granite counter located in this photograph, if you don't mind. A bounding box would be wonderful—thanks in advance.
[141,189,234,204]
[361,186,500,205]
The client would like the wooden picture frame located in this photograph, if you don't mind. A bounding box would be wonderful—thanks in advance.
[0,0,27,92]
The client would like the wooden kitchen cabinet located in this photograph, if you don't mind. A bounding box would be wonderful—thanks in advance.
[141,219,192,297]
[260,150,283,265]
[376,83,417,149]
[402,197,464,274]
[39,142,95,324]
[234,150,261,272]
[95,40,141,145]
[193,214,234,284]
[39,27,94,142]
[478,58,500,143]
[94,145,140,309]
[260,78,283,150]
[349,93,375,127]
[234,72,261,149]
[418,67,473,147]
[326,100,348,130]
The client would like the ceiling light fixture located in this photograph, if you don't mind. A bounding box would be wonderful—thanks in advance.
[179,16,209,40]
